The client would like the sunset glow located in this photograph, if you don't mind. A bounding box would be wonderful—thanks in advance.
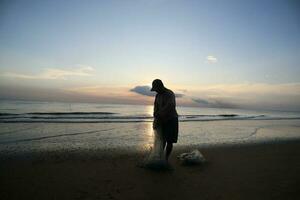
[0,0,299,111]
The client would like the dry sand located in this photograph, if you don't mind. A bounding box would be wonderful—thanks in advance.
[1,141,300,200]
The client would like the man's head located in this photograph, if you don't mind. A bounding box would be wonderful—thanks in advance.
[151,79,165,93]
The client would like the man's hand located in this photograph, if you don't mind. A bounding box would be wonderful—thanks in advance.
[153,118,160,129]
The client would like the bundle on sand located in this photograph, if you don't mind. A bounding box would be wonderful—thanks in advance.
[177,149,206,165]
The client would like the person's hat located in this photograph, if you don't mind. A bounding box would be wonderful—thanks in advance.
[151,79,164,91]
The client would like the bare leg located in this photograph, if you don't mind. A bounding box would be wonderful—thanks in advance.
[162,140,167,150]
[166,142,173,161]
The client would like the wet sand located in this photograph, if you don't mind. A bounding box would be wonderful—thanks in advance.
[1,140,300,200]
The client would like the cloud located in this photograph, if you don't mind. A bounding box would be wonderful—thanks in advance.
[185,83,300,111]
[175,93,184,98]
[192,98,237,108]
[178,89,188,93]
[206,55,218,64]
[1,65,94,80]
[130,86,156,97]
[0,85,155,105]
[192,98,210,105]
[130,85,184,97]
[1,82,300,111]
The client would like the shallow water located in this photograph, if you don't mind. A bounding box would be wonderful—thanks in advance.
[0,120,300,156]
[1,100,300,155]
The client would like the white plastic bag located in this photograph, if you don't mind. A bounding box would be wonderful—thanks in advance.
[177,149,206,165]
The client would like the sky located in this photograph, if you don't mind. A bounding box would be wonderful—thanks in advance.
[0,0,300,111]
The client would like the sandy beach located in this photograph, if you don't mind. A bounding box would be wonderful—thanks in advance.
[1,140,300,200]
[1,0,300,199]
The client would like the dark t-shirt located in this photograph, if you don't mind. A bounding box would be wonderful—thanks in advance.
[153,88,178,122]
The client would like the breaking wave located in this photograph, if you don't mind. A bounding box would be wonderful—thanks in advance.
[0,112,299,123]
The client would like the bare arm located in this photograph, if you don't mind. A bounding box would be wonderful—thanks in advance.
[153,95,159,118]
[153,96,159,129]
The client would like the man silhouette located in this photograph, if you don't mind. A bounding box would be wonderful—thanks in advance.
[151,79,178,161]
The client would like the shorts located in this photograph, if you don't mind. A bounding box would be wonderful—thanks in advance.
[160,117,178,143]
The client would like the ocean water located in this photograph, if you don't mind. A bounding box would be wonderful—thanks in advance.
[0,100,300,155]
[1,100,300,123]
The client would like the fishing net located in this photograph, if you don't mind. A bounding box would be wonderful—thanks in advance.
[141,127,168,169]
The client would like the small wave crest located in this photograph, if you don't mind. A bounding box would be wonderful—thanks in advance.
[0,112,298,123]
[0,112,116,116]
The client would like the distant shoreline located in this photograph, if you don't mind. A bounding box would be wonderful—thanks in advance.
[1,117,300,123]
